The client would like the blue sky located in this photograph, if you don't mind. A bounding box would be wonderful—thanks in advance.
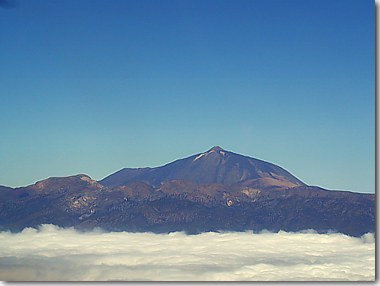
[0,0,374,193]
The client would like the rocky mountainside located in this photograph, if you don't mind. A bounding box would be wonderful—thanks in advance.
[0,147,375,237]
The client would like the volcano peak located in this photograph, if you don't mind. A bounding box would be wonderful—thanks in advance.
[207,146,224,152]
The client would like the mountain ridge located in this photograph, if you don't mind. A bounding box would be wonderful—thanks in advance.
[0,146,375,237]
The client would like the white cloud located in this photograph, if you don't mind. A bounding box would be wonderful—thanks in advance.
[0,225,374,281]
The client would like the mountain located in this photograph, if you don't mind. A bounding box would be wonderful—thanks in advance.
[100,146,305,188]
[0,146,375,237]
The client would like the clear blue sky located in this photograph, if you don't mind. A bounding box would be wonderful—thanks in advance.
[0,0,374,193]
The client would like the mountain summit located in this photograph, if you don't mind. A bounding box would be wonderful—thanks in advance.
[100,146,305,188]
[206,145,224,152]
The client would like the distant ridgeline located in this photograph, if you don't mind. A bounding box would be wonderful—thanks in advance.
[0,146,375,237]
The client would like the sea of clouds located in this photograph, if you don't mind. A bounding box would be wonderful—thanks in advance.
[0,224,374,281]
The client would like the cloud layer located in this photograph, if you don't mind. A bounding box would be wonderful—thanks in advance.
[0,225,374,281]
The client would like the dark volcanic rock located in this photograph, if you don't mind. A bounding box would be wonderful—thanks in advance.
[0,147,375,237]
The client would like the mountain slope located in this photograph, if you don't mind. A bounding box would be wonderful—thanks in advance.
[100,146,305,188]
[100,168,151,187]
